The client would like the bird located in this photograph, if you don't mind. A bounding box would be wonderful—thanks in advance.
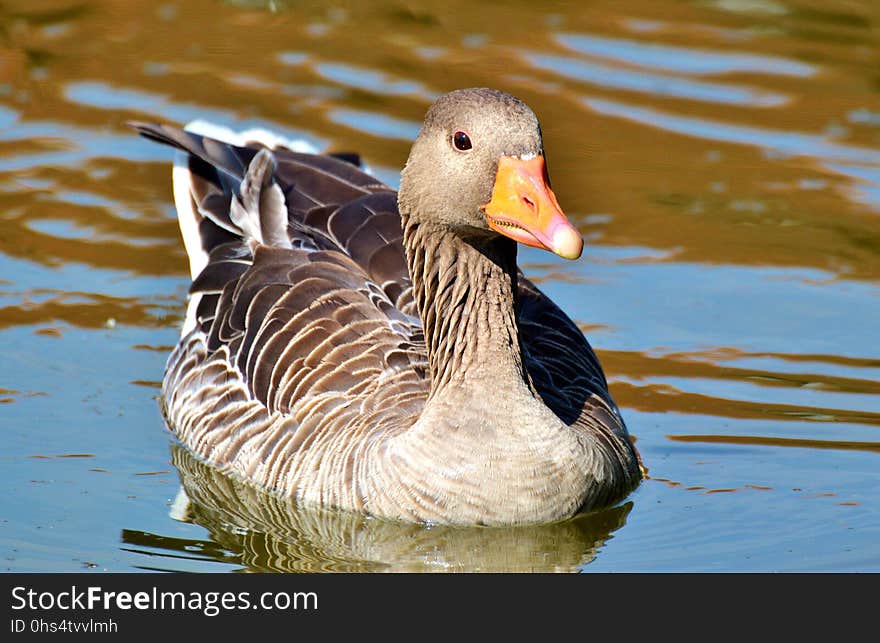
[133,87,641,526]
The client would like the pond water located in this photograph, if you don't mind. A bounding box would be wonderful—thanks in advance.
[1,0,878,572]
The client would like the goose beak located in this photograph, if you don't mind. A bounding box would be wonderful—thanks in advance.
[482,155,583,260]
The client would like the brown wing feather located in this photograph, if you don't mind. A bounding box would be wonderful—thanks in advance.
[518,276,627,434]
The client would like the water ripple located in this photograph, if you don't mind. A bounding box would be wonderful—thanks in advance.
[313,62,438,100]
[582,96,880,209]
[556,32,816,77]
[526,53,789,107]
[327,108,421,141]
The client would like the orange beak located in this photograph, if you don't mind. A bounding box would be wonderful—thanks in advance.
[482,155,583,260]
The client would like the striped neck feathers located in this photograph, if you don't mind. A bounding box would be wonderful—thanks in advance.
[401,213,532,397]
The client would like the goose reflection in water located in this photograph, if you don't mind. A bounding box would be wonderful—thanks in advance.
[121,446,633,573]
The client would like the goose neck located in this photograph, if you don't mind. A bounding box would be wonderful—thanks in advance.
[402,215,531,397]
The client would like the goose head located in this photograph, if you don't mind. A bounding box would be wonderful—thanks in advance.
[398,87,583,260]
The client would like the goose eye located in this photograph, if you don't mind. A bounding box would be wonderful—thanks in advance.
[452,131,472,151]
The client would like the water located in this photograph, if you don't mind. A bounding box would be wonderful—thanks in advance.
[1,0,878,572]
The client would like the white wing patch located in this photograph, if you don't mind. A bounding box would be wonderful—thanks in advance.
[182,119,321,154]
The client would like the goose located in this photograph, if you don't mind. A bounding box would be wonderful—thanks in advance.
[134,87,641,526]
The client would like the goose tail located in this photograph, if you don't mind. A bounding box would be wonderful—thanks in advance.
[132,121,316,335]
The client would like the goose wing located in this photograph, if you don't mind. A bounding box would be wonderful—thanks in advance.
[134,123,427,422]
[518,276,628,436]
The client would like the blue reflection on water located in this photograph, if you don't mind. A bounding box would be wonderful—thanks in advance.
[527,53,788,107]
[556,33,816,77]
[313,62,437,100]
[327,108,421,141]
